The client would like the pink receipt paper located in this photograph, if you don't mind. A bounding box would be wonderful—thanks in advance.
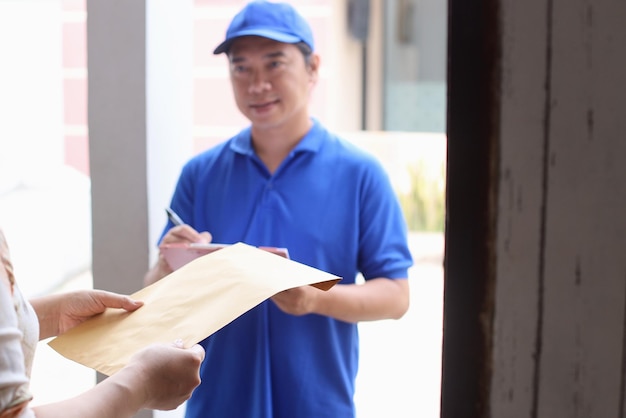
[160,242,290,270]
[48,242,340,376]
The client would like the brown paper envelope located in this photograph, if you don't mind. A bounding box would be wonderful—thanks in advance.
[48,242,340,376]
[160,242,290,271]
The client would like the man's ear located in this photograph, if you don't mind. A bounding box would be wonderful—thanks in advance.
[308,53,321,85]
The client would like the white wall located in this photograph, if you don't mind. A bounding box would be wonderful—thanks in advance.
[0,0,64,180]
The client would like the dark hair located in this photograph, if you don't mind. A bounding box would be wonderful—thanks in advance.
[295,42,313,67]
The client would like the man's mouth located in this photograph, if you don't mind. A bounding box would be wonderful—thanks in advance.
[250,99,279,110]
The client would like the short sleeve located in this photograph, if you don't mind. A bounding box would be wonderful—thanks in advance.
[0,230,35,418]
[0,281,32,416]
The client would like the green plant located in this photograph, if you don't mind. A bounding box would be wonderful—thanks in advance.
[397,160,446,232]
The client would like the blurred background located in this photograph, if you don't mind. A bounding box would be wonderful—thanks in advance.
[0,0,446,417]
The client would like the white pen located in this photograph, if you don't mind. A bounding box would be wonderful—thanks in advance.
[165,207,185,226]
[163,208,229,251]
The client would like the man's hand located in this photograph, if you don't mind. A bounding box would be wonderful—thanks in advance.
[271,285,322,316]
[144,225,212,286]
[159,225,212,247]
[272,278,410,323]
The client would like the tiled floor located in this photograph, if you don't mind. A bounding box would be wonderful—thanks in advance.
[28,232,444,418]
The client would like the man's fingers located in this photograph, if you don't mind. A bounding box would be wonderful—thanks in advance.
[188,344,206,361]
[171,340,205,361]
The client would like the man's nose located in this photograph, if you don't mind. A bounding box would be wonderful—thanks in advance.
[248,70,271,94]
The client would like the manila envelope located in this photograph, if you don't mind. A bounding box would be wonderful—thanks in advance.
[160,242,290,271]
[48,242,340,376]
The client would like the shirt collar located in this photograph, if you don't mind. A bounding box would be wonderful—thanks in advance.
[230,118,325,156]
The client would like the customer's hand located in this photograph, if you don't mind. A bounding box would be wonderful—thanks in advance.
[31,289,144,339]
[122,341,205,411]
[56,290,143,335]
[31,341,206,417]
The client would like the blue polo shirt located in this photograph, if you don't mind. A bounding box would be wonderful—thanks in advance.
[161,119,413,418]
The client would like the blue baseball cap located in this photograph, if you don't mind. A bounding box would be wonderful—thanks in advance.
[213,1,315,55]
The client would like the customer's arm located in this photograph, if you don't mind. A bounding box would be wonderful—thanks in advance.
[2,281,204,417]
[31,342,204,418]
[22,289,203,417]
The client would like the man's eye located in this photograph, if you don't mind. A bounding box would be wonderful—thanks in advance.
[232,65,247,73]
[269,61,283,69]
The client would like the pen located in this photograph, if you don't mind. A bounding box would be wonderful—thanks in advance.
[165,207,185,226]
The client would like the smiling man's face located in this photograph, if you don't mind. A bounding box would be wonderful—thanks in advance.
[227,36,319,132]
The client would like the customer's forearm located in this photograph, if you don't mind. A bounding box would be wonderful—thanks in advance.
[31,367,146,418]
[29,294,62,340]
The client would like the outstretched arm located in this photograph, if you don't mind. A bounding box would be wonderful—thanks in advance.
[29,290,143,340]
[271,277,410,323]
[1,277,205,418]
[32,341,205,418]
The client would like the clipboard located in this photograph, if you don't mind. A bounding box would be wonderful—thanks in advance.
[160,242,290,271]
